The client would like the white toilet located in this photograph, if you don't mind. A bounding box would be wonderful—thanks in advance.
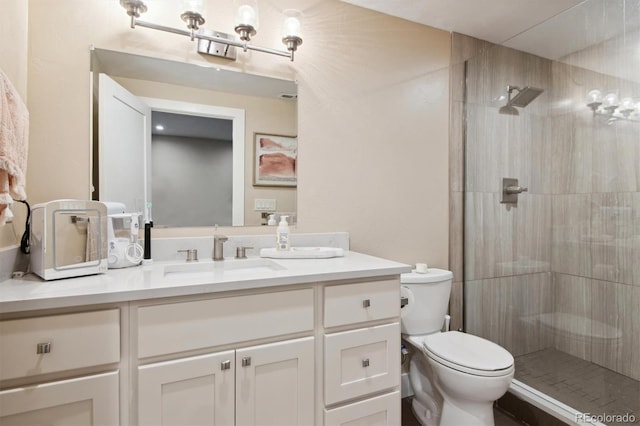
[401,269,514,426]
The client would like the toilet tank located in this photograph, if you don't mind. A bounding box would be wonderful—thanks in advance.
[400,268,453,335]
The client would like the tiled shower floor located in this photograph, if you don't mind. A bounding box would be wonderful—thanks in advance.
[515,349,640,425]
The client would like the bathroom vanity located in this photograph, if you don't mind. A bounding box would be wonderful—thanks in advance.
[0,250,409,426]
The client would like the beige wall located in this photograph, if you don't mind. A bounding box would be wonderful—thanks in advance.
[17,0,450,266]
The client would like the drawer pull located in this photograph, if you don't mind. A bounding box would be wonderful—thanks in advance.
[36,342,51,354]
[221,360,231,370]
[362,299,371,308]
[362,358,370,367]
[242,357,251,367]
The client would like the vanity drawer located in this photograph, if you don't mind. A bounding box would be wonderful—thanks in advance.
[324,322,400,405]
[324,279,399,328]
[138,288,314,358]
[0,309,120,381]
[324,391,400,426]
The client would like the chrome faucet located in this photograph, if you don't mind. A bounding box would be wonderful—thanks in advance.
[213,235,228,261]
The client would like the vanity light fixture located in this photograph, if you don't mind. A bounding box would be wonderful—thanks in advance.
[586,89,639,124]
[119,0,303,61]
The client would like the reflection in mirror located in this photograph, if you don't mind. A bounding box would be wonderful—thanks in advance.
[151,112,233,227]
[90,48,298,227]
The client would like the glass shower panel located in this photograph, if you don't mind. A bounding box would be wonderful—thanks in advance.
[461,0,640,422]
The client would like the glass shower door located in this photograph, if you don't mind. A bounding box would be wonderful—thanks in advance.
[459,1,640,423]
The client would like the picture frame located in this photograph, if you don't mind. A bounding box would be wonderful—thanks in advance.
[253,133,297,187]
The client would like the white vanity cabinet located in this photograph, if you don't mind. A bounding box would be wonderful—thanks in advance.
[134,288,315,426]
[0,309,121,425]
[323,279,401,426]
[0,249,407,426]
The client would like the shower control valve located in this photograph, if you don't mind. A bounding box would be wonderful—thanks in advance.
[505,185,528,195]
[501,178,528,204]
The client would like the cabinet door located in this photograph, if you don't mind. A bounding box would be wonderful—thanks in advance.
[236,337,314,426]
[138,351,235,426]
[0,371,119,426]
[324,391,400,426]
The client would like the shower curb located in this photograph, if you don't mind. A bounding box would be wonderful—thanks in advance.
[502,380,606,426]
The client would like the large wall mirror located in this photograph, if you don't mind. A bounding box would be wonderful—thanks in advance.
[90,48,298,227]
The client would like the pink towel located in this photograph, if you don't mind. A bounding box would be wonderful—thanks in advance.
[0,68,29,225]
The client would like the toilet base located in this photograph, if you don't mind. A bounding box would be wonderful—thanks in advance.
[440,399,495,426]
[411,397,440,426]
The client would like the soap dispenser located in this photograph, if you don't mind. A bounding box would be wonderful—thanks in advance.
[276,215,290,251]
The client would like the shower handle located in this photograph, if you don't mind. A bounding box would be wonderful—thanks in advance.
[504,185,528,195]
[501,178,527,204]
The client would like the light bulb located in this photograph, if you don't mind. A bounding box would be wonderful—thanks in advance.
[620,97,634,111]
[603,92,619,108]
[234,1,258,29]
[282,10,302,39]
[181,0,203,14]
[586,89,602,104]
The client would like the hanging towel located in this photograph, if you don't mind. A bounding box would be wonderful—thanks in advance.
[0,68,29,225]
[85,217,101,263]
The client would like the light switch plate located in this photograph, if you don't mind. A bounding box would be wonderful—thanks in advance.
[254,199,276,211]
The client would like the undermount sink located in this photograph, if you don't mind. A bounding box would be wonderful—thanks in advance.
[163,258,286,281]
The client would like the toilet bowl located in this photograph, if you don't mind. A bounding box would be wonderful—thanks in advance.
[400,269,514,426]
[423,331,514,426]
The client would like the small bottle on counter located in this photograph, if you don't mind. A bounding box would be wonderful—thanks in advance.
[267,214,276,226]
[276,215,290,251]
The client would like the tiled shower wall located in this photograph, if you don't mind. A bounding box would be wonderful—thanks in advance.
[449,32,640,380]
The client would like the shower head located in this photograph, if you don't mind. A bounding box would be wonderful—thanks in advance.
[499,85,544,115]
[509,86,544,107]
[499,105,519,116]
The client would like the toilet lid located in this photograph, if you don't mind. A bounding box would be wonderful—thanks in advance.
[423,331,514,375]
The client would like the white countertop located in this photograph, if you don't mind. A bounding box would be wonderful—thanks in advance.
[0,251,410,314]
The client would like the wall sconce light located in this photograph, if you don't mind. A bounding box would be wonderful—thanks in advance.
[119,0,303,61]
[234,0,258,42]
[586,89,639,124]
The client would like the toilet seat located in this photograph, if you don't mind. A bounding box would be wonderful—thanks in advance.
[423,331,514,377]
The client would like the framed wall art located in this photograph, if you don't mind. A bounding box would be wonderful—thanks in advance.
[253,133,297,187]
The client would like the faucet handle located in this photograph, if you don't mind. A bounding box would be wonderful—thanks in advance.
[235,246,254,259]
[178,249,198,262]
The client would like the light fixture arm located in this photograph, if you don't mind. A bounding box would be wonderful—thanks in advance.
[121,0,299,61]
[590,108,640,124]
[132,19,293,59]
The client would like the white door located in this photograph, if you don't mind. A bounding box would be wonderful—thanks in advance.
[98,73,150,213]
[236,337,314,426]
[138,351,235,426]
[0,371,119,426]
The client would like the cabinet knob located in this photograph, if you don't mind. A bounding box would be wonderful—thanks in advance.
[362,358,370,367]
[36,342,51,354]
[362,299,371,308]
[242,356,251,367]
[221,360,231,370]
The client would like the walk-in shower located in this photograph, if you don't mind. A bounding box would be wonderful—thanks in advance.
[499,85,544,115]
[451,1,640,424]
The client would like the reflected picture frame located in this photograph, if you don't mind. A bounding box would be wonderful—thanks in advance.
[253,133,297,187]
